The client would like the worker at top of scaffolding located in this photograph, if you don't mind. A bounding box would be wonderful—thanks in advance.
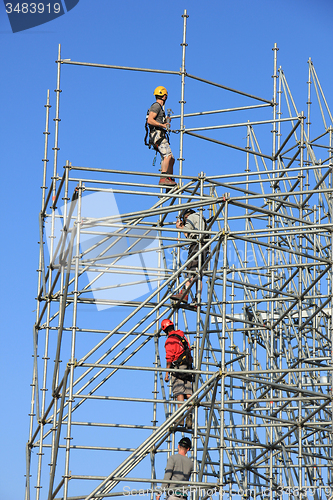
[171,208,209,305]
[146,86,176,187]
[156,437,193,500]
[161,319,193,429]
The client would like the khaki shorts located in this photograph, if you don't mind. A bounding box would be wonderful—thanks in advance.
[171,365,192,397]
[150,130,174,159]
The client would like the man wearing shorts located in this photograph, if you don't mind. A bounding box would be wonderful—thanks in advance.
[147,86,176,187]
[161,319,193,429]
[156,437,193,500]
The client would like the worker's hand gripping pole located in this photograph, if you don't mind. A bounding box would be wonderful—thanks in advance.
[166,108,173,132]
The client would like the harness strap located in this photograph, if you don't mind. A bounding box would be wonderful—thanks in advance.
[145,102,170,149]
[153,134,165,151]
[144,121,150,147]
[168,333,192,367]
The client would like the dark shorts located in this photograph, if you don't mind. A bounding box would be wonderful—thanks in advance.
[186,244,209,271]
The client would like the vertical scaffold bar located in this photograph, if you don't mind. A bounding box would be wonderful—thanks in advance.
[49,44,63,395]
[26,87,52,500]
[178,9,188,182]
[53,45,61,190]
[219,200,228,498]
[193,171,205,479]
[63,181,83,500]
[298,112,306,487]
[47,366,70,500]
[49,160,71,472]
[329,126,333,487]
[269,42,279,499]
[244,125,250,492]
[307,59,312,145]
[272,43,279,161]
[174,10,189,333]
[42,89,51,207]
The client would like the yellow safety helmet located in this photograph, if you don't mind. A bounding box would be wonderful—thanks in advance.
[153,86,168,97]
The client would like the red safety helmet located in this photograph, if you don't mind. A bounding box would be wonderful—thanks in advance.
[161,319,174,331]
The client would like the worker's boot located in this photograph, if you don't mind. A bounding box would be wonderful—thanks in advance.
[176,418,184,427]
[170,289,189,303]
[191,295,199,308]
[185,413,193,429]
[159,177,177,186]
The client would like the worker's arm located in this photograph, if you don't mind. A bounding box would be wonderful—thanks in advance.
[176,218,188,238]
[156,456,174,499]
[165,361,172,382]
[147,111,167,129]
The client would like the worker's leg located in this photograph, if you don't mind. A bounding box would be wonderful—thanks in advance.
[161,154,175,175]
[192,252,208,303]
[185,253,197,292]
[177,394,191,427]
[177,375,193,422]
[186,275,202,302]
[171,373,193,429]
[172,376,188,426]
[171,259,198,303]
[185,385,193,429]
[158,139,176,185]
[176,393,185,409]
[185,254,205,303]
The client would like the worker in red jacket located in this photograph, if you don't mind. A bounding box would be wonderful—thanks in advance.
[161,319,193,429]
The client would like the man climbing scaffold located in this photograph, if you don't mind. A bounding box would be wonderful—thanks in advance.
[171,208,209,305]
[161,319,193,429]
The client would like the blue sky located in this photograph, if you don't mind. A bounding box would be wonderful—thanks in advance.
[1,1,332,499]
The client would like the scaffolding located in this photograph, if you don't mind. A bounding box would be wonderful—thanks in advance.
[26,10,333,500]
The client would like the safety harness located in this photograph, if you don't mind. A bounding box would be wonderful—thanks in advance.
[168,333,193,381]
[144,102,170,151]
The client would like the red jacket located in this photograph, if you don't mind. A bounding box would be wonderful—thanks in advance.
[165,330,191,363]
